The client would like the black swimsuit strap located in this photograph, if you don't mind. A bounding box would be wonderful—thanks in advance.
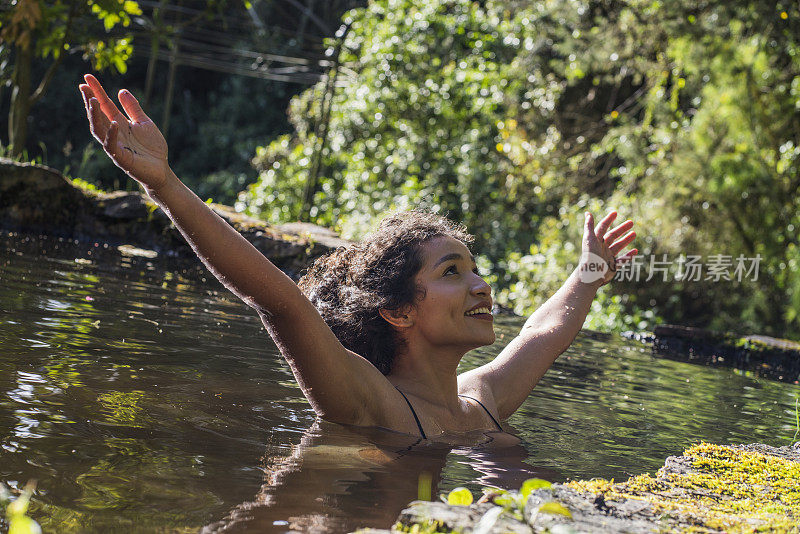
[395,387,427,440]
[458,394,503,431]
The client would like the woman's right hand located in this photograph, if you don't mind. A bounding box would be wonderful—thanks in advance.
[79,74,170,191]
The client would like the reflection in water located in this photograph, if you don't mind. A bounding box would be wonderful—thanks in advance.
[204,421,555,533]
[1,232,798,532]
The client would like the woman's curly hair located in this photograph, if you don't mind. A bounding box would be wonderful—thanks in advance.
[298,211,473,375]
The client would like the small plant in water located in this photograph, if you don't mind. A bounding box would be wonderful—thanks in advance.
[486,478,554,520]
[1,482,41,534]
[794,397,799,443]
[444,487,473,506]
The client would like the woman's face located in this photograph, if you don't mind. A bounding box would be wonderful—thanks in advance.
[409,236,496,350]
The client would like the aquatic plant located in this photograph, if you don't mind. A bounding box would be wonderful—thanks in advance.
[444,488,472,506]
[1,482,42,534]
[393,478,572,534]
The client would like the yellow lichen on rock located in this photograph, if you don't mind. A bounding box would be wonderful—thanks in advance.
[567,443,800,533]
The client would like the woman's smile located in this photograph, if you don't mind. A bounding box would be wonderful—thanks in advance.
[465,303,493,321]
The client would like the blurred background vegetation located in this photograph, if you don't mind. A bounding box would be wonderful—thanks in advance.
[2,0,798,339]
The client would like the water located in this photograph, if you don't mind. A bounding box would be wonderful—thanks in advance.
[1,232,798,532]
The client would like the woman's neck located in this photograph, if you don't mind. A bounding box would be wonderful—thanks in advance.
[388,343,465,412]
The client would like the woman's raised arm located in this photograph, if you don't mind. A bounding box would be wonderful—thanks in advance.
[459,211,637,420]
[79,74,393,424]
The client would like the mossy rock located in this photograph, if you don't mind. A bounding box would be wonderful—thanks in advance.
[0,159,348,277]
[378,443,800,533]
[634,324,800,383]
[569,442,800,533]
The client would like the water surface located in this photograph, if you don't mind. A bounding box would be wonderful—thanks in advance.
[1,232,797,532]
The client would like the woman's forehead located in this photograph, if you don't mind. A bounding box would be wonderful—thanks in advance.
[419,236,474,266]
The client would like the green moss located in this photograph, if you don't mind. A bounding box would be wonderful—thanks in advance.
[392,519,456,534]
[70,177,107,195]
[568,443,800,533]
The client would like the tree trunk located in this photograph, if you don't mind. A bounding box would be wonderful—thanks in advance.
[161,40,179,141]
[299,24,348,221]
[143,0,168,108]
[8,46,33,158]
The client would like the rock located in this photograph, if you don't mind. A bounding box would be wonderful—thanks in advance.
[623,323,800,383]
[0,159,346,276]
[524,487,658,534]
[395,501,531,533]
[97,191,150,220]
[0,159,88,228]
[374,443,800,533]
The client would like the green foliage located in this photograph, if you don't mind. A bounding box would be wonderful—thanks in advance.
[0,0,140,74]
[70,177,106,194]
[0,0,142,157]
[241,0,800,337]
[240,0,539,257]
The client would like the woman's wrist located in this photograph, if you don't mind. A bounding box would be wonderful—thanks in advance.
[143,165,178,197]
[573,261,608,292]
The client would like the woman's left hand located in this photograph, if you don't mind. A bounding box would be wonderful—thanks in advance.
[580,210,638,287]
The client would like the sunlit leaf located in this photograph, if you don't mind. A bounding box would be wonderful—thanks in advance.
[8,515,41,534]
[446,487,473,506]
[520,478,552,499]
[537,501,572,518]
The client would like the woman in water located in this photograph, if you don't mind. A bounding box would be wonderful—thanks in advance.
[79,74,637,441]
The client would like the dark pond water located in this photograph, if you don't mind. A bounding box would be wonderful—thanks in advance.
[1,232,798,533]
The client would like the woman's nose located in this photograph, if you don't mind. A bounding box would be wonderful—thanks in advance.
[470,273,491,296]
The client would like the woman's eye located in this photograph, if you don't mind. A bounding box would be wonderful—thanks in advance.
[444,265,457,276]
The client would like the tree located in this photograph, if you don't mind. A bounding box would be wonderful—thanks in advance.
[241,0,800,338]
[0,0,141,157]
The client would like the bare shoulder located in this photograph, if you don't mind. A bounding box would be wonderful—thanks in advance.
[456,370,499,413]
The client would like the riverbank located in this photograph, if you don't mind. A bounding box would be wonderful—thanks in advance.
[624,325,800,384]
[357,442,800,533]
[0,159,346,278]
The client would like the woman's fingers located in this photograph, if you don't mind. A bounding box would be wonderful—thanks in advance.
[79,84,92,116]
[584,211,596,239]
[118,89,151,124]
[594,210,617,238]
[609,231,636,255]
[604,219,633,244]
[83,74,126,124]
[103,120,131,170]
[88,97,112,142]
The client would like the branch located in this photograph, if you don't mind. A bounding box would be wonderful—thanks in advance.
[30,0,77,105]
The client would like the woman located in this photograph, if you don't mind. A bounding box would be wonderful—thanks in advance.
[78,74,637,441]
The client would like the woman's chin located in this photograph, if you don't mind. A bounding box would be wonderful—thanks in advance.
[473,330,496,347]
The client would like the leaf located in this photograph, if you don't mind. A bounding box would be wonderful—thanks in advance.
[520,478,552,499]
[537,501,572,518]
[492,494,516,508]
[8,516,41,534]
[446,487,473,506]
[123,1,142,15]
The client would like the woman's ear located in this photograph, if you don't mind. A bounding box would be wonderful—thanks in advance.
[379,306,415,328]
